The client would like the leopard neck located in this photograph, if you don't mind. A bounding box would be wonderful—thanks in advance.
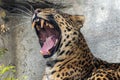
[53,14,95,60]
[55,29,95,60]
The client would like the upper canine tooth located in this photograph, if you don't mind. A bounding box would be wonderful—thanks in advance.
[32,21,35,28]
[41,19,44,28]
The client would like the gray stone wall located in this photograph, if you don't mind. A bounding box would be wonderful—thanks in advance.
[0,0,120,80]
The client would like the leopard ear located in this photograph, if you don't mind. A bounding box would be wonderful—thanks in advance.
[70,15,85,29]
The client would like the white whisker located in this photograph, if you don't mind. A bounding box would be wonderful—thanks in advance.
[11,8,32,16]
[11,21,31,30]
[7,15,31,19]
[15,4,33,15]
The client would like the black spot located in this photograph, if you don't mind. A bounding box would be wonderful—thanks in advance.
[62,73,64,76]
[64,30,66,32]
[67,64,71,69]
[68,51,73,55]
[63,78,69,80]
[81,61,85,65]
[57,74,60,77]
[60,22,65,25]
[70,71,74,75]
[79,61,82,64]
[96,78,101,80]
[73,32,77,35]
[66,27,71,31]
[65,22,70,27]
[92,77,95,80]
[67,20,73,26]
[46,60,56,67]
[57,15,61,18]
[59,24,62,27]
[59,51,65,55]
[61,77,63,79]
[61,18,64,21]
[59,43,63,48]
[74,69,77,72]
[72,37,76,40]
[65,41,71,47]
[51,70,56,74]
[59,67,65,72]
[66,35,69,38]
[58,49,60,52]
[66,51,70,55]
[106,75,113,80]
[46,59,64,67]
[103,78,107,80]
[65,72,70,76]
[96,74,99,77]
[63,39,66,42]
[99,74,103,77]
[113,77,117,80]
[82,53,87,58]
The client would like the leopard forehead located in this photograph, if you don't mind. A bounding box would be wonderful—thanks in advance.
[33,8,85,30]
[34,8,57,16]
[36,8,56,12]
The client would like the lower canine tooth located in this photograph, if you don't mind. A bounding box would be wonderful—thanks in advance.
[40,51,43,54]
[40,50,50,55]
[36,25,40,30]
[49,24,53,28]
[48,51,50,55]
[41,19,44,28]
[46,23,49,27]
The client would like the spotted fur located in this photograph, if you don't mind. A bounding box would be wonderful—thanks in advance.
[33,8,120,80]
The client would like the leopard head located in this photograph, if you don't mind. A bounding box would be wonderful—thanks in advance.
[32,8,85,58]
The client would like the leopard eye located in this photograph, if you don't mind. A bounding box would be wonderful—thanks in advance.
[77,21,82,25]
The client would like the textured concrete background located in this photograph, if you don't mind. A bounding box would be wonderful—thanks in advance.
[80,0,120,62]
[0,0,120,80]
[52,0,120,62]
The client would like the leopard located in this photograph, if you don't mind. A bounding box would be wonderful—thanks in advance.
[32,8,120,80]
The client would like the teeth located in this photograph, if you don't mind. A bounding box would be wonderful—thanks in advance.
[48,51,50,55]
[32,21,35,28]
[32,19,54,29]
[41,19,44,28]
[36,25,40,30]
[40,50,43,54]
[54,39,58,46]
[40,50,50,55]
[46,22,49,27]
[49,24,54,28]
[46,22,53,28]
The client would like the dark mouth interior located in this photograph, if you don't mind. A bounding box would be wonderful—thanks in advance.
[33,18,61,58]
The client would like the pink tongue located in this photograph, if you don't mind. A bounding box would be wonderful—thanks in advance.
[40,36,55,55]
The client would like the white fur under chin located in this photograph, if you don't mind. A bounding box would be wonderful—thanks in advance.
[42,67,52,80]
[42,51,58,80]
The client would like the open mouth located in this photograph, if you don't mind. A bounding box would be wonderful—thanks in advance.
[32,17,61,57]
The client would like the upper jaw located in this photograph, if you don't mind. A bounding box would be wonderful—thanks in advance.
[32,16,54,29]
[32,14,61,58]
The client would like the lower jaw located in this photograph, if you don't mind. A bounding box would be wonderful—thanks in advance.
[40,47,56,58]
[42,40,61,58]
[40,38,61,58]
[42,50,55,58]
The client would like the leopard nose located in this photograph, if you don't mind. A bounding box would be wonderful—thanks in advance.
[35,9,41,14]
